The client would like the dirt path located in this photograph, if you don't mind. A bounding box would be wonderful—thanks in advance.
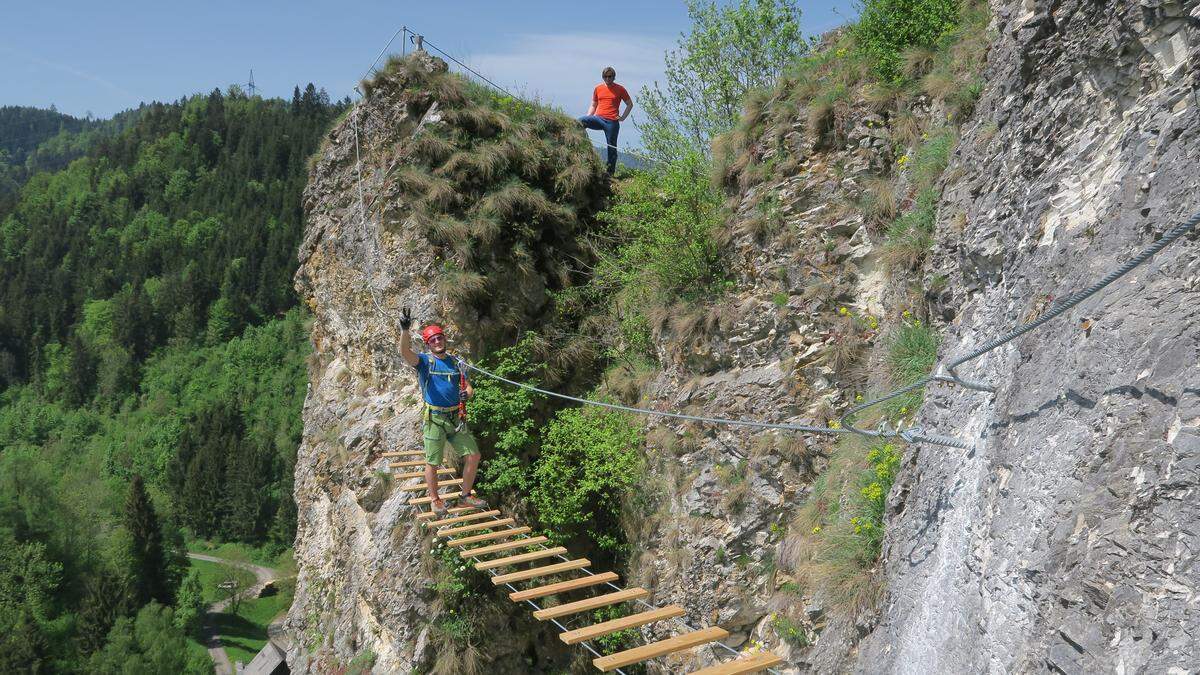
[188,553,281,675]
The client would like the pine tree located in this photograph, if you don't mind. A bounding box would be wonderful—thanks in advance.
[76,572,135,654]
[124,475,170,606]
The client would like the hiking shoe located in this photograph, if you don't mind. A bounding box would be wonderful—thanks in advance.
[431,500,449,517]
[459,495,487,510]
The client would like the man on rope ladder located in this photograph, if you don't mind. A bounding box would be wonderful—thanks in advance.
[399,308,486,516]
[578,66,632,175]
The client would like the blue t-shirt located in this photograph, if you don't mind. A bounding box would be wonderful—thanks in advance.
[416,352,463,407]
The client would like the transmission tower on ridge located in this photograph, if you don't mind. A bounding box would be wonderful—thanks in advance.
[247,69,258,97]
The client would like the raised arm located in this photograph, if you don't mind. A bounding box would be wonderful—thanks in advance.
[399,308,419,367]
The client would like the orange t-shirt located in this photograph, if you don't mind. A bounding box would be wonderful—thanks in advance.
[592,83,631,120]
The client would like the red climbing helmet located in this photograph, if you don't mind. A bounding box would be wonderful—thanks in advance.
[420,324,445,343]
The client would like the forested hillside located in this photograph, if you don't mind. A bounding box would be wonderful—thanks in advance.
[0,85,343,671]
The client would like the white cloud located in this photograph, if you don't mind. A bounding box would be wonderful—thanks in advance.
[447,32,674,148]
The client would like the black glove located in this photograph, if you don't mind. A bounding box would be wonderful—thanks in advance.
[399,307,413,331]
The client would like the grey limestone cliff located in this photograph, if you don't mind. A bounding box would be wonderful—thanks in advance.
[858,1,1200,672]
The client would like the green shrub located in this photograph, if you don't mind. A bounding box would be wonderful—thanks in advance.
[771,613,810,647]
[530,404,643,552]
[595,155,726,303]
[854,0,961,81]
[469,336,539,495]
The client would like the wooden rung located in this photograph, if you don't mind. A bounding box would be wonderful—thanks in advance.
[475,547,568,571]
[397,468,454,479]
[688,651,784,675]
[460,536,549,558]
[400,478,463,492]
[447,526,531,547]
[380,451,424,458]
[417,506,476,522]
[439,517,515,537]
[491,558,590,585]
[509,572,618,602]
[593,626,730,672]
[425,509,499,527]
[533,587,648,621]
[560,605,686,645]
[407,491,461,506]
[390,460,426,468]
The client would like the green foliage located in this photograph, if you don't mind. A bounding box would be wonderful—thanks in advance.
[785,436,898,611]
[854,0,961,80]
[911,127,956,187]
[590,605,641,656]
[0,89,342,396]
[470,336,539,495]
[124,475,174,607]
[347,649,377,675]
[530,404,643,552]
[883,314,940,417]
[595,155,726,304]
[849,443,903,557]
[88,602,211,674]
[885,128,956,269]
[639,0,809,164]
[771,613,810,647]
[0,86,332,673]
[172,569,205,638]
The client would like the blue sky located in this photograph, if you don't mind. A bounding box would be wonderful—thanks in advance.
[3,0,856,148]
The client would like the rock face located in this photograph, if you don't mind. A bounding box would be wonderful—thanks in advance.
[858,1,1200,672]
[283,52,606,673]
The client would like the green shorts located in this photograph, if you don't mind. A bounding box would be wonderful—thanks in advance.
[423,411,479,465]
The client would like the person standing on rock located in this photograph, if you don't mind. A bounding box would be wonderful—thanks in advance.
[399,308,487,516]
[578,66,633,175]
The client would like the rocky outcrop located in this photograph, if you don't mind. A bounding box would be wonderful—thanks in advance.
[858,1,1200,672]
[283,52,606,673]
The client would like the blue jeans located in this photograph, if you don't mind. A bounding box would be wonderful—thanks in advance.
[578,115,620,173]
